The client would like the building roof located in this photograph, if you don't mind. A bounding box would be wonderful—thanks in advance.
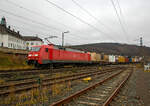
[0,24,43,42]
[0,24,22,39]
[22,36,43,42]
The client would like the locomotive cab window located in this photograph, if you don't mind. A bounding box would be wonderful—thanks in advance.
[31,47,41,51]
[45,48,48,52]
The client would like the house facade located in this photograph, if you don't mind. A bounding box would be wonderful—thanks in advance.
[0,17,43,50]
[23,36,44,50]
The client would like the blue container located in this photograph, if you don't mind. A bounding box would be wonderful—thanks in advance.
[129,58,132,62]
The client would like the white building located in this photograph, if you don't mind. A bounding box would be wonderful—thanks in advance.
[23,36,44,50]
[0,25,26,50]
[0,17,43,50]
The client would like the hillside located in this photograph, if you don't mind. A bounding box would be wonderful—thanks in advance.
[69,43,150,56]
[0,51,32,70]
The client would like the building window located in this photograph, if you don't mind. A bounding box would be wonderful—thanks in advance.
[26,42,29,46]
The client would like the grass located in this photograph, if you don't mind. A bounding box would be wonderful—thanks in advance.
[0,72,73,105]
[0,83,71,105]
[0,86,49,105]
[0,79,5,84]
[136,63,143,68]
[0,52,33,70]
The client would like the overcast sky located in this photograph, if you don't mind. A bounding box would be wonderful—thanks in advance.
[0,0,149,46]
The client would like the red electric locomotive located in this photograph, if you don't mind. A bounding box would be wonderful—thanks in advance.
[27,44,91,67]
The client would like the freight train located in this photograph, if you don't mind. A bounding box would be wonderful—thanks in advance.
[27,44,142,67]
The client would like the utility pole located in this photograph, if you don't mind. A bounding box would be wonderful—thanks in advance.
[62,31,69,47]
[140,37,143,47]
[44,36,58,44]
[139,36,145,67]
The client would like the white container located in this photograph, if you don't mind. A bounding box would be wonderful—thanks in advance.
[109,55,116,62]
[144,65,150,71]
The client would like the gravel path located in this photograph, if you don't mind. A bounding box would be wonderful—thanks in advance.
[136,69,150,106]
[110,67,145,106]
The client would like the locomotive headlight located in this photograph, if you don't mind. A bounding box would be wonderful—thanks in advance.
[34,54,38,56]
[28,54,32,57]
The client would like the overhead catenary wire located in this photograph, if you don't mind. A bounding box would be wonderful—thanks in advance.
[3,0,100,41]
[1,0,120,44]
[0,15,58,35]
[44,0,118,42]
[71,0,107,27]
[4,0,71,30]
[116,0,130,39]
[115,0,133,45]
[71,0,121,38]
[0,14,88,45]
[6,23,84,45]
[110,0,129,42]
[0,9,62,32]
[0,9,87,43]
[3,0,118,43]
[116,0,126,25]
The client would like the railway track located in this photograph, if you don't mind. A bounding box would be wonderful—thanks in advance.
[0,68,96,82]
[0,64,132,76]
[50,67,133,106]
[0,65,133,83]
[0,64,116,74]
[0,66,126,96]
[0,66,99,81]
[0,66,118,83]
[0,67,82,75]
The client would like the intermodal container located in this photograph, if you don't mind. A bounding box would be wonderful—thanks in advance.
[129,57,132,62]
[104,55,109,62]
[125,57,129,63]
[118,56,125,63]
[90,52,101,62]
[109,55,116,62]
[115,55,119,62]
[95,53,101,61]
[132,58,135,62]
[90,52,97,61]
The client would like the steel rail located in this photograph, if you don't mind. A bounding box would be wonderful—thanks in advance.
[0,66,96,74]
[102,68,133,106]
[0,63,135,74]
[4,66,99,82]
[50,70,124,106]
[0,67,124,95]
[0,67,120,89]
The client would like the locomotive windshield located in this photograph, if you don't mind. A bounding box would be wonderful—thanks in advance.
[31,47,41,51]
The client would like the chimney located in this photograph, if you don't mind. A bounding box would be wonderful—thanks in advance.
[17,31,20,34]
[8,26,10,29]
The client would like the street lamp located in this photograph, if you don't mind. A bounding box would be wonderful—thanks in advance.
[62,31,69,47]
